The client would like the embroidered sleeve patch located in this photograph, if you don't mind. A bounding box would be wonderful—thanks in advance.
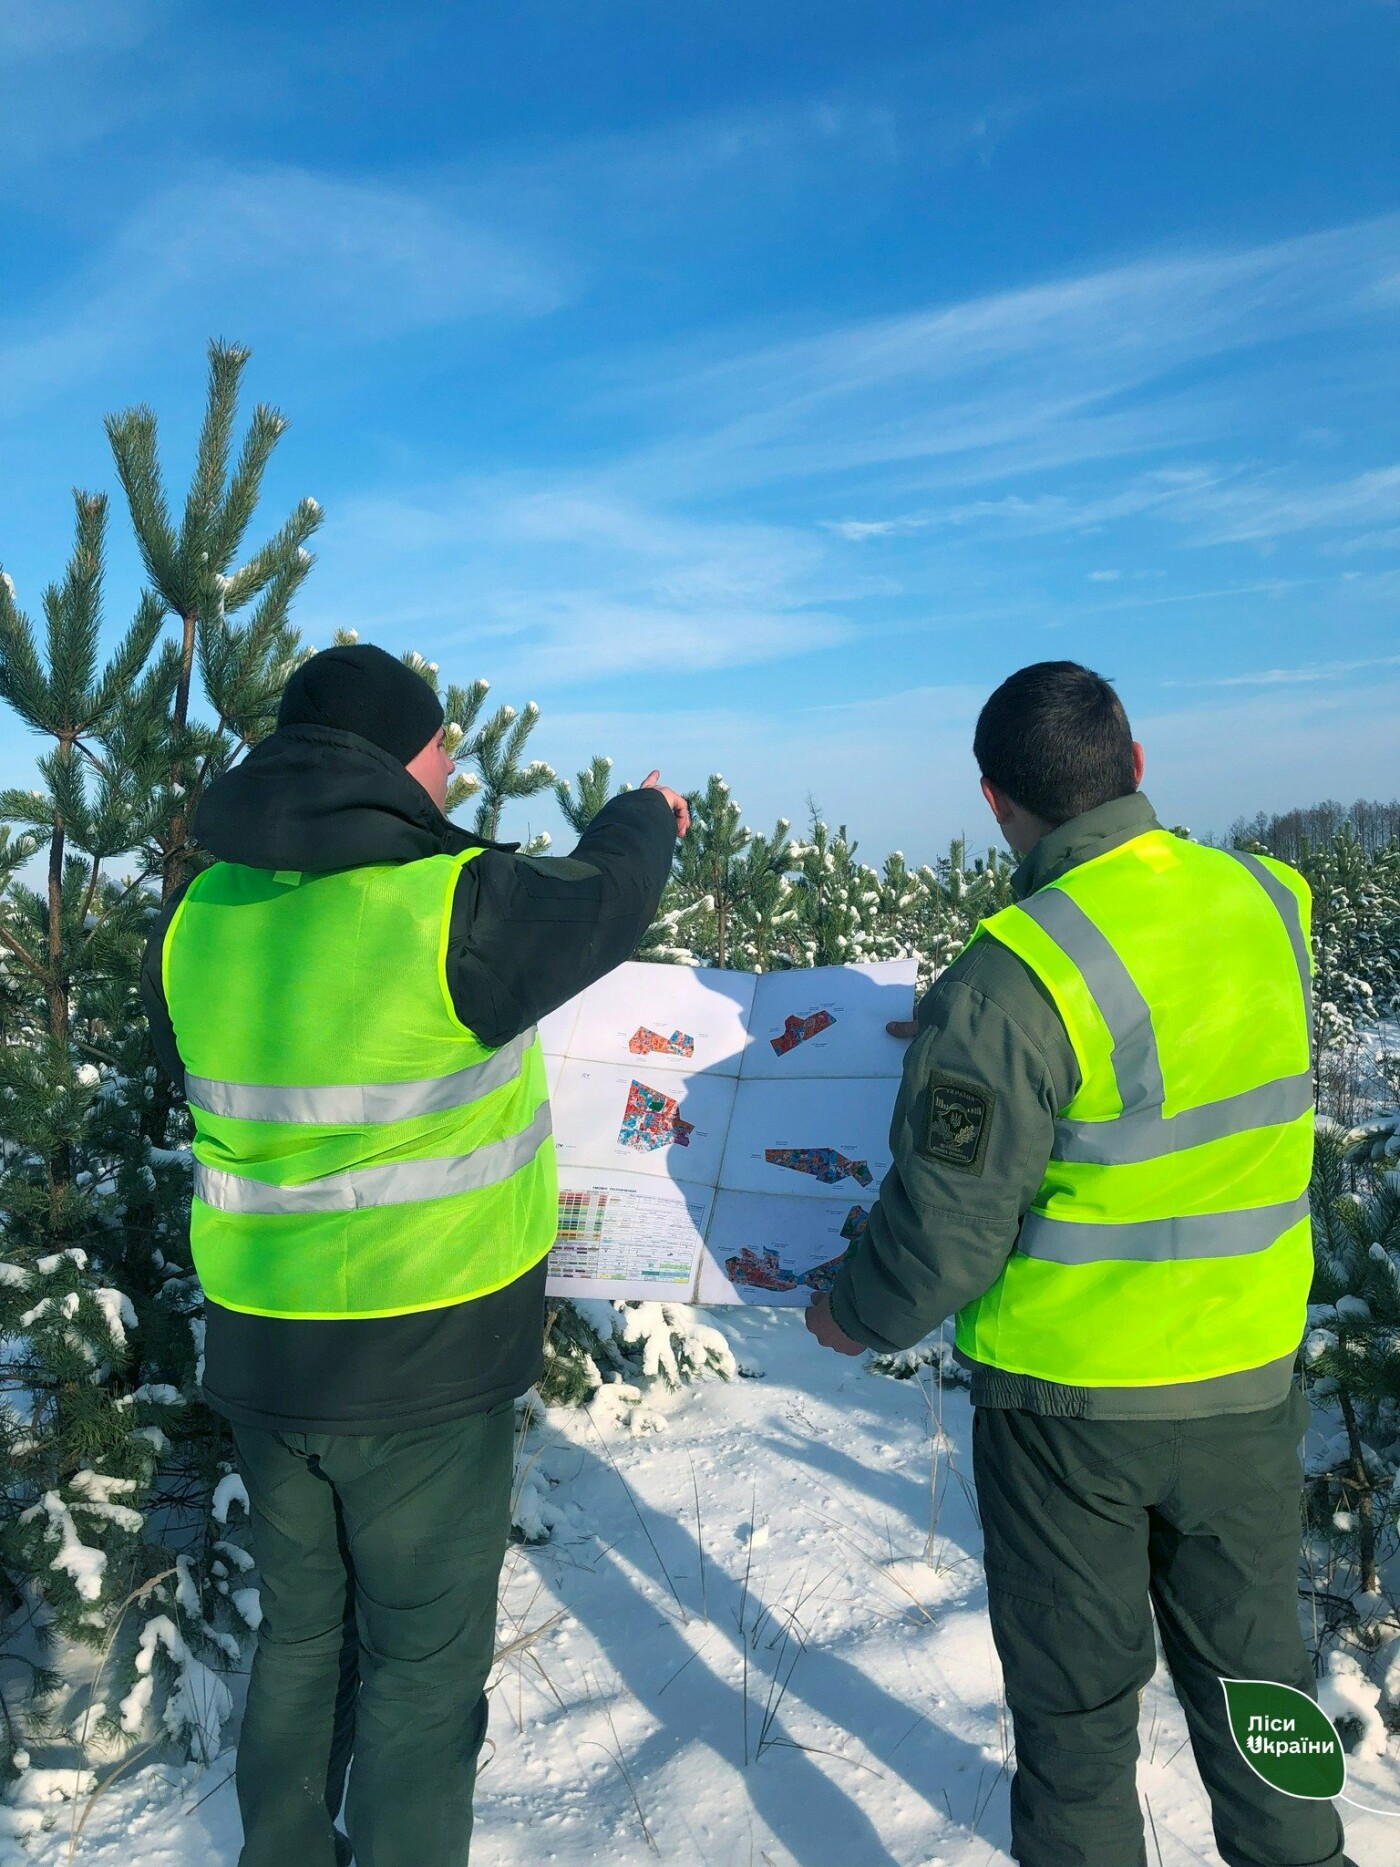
[922,1076,994,1175]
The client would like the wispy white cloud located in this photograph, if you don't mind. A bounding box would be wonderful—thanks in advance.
[289,214,1400,709]
[1334,526,1400,557]
[1164,653,1400,689]
[823,516,930,541]
[608,217,1399,498]
[301,481,858,685]
[0,1,169,168]
[0,0,159,58]
[825,457,1400,556]
[0,168,567,414]
[128,169,568,335]
[467,598,846,684]
[465,85,1032,273]
[1179,464,1400,546]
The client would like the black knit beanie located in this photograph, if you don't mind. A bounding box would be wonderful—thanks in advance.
[277,644,445,766]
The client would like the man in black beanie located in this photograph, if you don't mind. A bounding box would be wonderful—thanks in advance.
[140,643,687,1867]
[280,641,449,766]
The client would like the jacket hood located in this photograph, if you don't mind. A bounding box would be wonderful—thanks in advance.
[194,724,513,872]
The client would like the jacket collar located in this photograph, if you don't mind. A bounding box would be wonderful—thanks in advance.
[194,725,519,873]
[1012,792,1162,901]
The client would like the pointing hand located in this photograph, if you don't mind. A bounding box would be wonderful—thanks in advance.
[642,771,691,838]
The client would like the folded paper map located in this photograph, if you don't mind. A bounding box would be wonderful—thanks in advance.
[541,957,918,1305]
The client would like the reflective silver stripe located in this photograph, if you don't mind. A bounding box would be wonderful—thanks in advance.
[1017,1191,1309,1264]
[1021,867,1314,1167]
[1055,1070,1314,1165]
[1223,850,1314,1057]
[193,1101,553,1215]
[1017,886,1165,1110]
[186,1029,537,1126]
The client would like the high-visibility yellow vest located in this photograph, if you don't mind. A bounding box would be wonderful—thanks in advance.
[162,851,556,1321]
[954,832,1314,1386]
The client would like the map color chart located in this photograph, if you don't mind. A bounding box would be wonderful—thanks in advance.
[548,1179,712,1289]
[557,1188,609,1242]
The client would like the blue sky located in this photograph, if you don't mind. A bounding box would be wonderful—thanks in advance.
[0,0,1397,861]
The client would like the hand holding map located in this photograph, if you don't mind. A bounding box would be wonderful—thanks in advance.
[804,1290,867,1356]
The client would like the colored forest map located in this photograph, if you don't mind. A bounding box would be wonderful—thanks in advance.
[764,1145,873,1187]
[770,1009,835,1055]
[725,1205,870,1293]
[629,1026,696,1059]
[619,1079,695,1151]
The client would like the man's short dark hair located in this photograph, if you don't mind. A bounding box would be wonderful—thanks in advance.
[973,662,1136,827]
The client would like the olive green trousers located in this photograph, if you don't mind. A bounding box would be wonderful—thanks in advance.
[973,1387,1348,1867]
[232,1402,514,1867]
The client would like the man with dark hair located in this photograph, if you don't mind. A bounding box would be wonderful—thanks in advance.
[972,660,1137,826]
[141,643,688,1867]
[807,661,1350,1867]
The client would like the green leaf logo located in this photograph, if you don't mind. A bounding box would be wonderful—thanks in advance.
[1220,1680,1345,1800]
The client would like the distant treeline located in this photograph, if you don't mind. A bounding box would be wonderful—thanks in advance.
[1226,798,1400,861]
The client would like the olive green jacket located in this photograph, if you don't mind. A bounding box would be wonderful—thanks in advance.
[828,792,1299,1419]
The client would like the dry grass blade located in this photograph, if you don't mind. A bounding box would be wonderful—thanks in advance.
[524,1645,567,1714]
[1145,1793,1165,1867]
[578,1672,658,1855]
[656,1632,715,1698]
[969,1691,1014,1828]
[583,1404,688,1623]
[65,1734,168,1863]
[689,1455,708,1623]
[750,1560,851,1769]
[918,1355,944,1564]
[490,1565,569,1729]
[810,1508,938,1625]
[972,1755,1009,1827]
[181,1760,237,1817]
[737,1481,757,1765]
[755,1604,806,1758]
[889,1709,927,1757]
[603,1696,658,1855]
[758,1737,886,1778]
[914,1351,981,1549]
[66,1564,179,1866]
[492,1607,567,1668]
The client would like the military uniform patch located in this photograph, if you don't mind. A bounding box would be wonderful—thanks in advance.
[922,1076,993,1174]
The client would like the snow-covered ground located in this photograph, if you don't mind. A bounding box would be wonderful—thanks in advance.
[4,1308,1397,1866]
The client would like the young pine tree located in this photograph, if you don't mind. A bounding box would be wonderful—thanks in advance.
[1302,1125,1400,1633]
[0,343,317,1777]
[788,815,884,967]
